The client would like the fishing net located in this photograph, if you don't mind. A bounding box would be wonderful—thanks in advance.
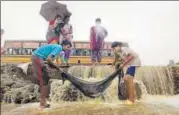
[61,68,123,98]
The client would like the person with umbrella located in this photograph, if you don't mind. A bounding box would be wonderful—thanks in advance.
[46,14,65,64]
[90,18,108,66]
[40,1,71,22]
[46,14,63,44]
[40,1,71,64]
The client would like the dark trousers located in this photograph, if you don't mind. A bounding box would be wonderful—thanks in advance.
[91,48,102,63]
[31,55,49,106]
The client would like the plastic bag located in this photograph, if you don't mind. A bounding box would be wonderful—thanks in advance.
[17,62,31,75]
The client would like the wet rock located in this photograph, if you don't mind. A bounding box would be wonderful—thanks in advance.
[0,64,40,103]
[1,73,40,104]
[3,84,40,103]
[1,64,17,75]
[0,63,67,104]
[171,66,179,94]
[17,64,63,82]
[1,63,179,104]
[1,79,15,87]
[50,80,83,102]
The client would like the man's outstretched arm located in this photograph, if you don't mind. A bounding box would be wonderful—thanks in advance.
[47,54,60,71]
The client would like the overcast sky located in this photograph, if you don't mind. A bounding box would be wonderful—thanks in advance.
[1,1,179,65]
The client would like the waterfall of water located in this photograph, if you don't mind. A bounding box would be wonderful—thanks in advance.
[67,66,175,96]
[135,66,174,95]
[50,65,175,102]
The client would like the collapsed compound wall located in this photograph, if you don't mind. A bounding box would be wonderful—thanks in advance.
[1,64,179,104]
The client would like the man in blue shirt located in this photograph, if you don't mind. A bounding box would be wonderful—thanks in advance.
[31,40,71,109]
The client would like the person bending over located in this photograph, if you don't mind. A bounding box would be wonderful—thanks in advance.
[111,41,141,104]
[31,40,72,109]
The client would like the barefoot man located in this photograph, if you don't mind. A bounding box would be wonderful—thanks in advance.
[111,41,141,104]
[31,40,71,109]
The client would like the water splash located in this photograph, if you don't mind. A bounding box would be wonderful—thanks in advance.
[50,65,176,104]
[67,66,175,96]
[2,65,179,115]
[141,95,179,108]
[135,66,174,95]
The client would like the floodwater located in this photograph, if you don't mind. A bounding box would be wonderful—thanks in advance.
[1,95,179,115]
[1,65,179,115]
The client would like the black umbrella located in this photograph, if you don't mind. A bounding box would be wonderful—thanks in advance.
[40,1,71,21]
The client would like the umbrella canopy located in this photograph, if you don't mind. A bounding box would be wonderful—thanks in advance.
[40,1,71,21]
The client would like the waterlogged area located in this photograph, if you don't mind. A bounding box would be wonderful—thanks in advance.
[1,96,179,115]
[1,65,179,115]
[143,95,179,108]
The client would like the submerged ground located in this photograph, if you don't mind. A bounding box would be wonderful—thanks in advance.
[1,95,179,115]
[1,64,179,115]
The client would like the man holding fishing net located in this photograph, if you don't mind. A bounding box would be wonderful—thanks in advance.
[111,41,141,104]
[31,40,72,109]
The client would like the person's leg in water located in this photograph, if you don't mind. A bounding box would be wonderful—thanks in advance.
[124,66,135,104]
[31,56,50,109]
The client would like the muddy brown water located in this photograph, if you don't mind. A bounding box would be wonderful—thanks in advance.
[1,97,179,115]
[1,95,179,115]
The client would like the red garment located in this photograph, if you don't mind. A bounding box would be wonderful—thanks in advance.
[47,20,60,44]
[31,55,48,106]
[90,26,104,50]
[49,20,55,25]
[47,37,59,44]
[90,27,96,50]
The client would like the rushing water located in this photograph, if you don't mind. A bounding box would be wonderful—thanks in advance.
[1,96,179,115]
[66,66,175,98]
[135,66,174,95]
[1,65,179,115]
[142,94,179,108]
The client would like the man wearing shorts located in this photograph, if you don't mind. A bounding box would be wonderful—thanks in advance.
[111,41,141,104]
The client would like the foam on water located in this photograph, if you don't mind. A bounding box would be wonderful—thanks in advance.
[141,95,179,108]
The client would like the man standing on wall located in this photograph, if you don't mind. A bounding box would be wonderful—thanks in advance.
[90,18,108,65]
